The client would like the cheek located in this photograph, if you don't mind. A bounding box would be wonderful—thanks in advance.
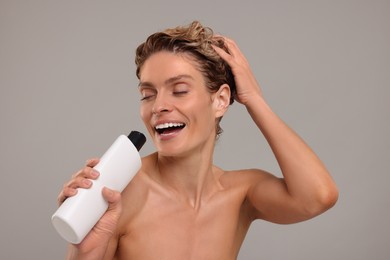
[139,105,150,124]
[187,99,215,126]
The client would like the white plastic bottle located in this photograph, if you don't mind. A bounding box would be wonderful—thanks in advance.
[51,131,146,244]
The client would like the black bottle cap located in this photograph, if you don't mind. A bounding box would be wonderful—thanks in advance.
[128,131,146,151]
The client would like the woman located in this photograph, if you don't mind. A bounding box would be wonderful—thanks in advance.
[58,21,338,259]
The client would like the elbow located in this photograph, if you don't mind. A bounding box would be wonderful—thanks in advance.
[305,184,339,218]
[319,185,339,211]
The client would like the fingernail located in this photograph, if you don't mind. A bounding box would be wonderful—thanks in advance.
[104,187,113,196]
[91,170,100,177]
[83,179,92,186]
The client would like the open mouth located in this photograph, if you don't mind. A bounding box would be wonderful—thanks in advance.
[155,122,186,135]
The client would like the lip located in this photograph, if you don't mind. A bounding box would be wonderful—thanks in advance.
[158,128,183,141]
[153,120,186,141]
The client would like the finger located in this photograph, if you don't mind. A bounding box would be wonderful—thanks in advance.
[58,169,97,204]
[72,166,100,180]
[221,36,236,45]
[102,187,121,204]
[86,158,100,167]
[57,173,97,206]
[57,178,91,203]
[102,187,122,214]
[66,176,94,192]
[57,186,77,206]
[213,35,236,50]
[57,159,100,206]
[218,36,248,61]
[213,34,234,43]
[220,36,240,50]
[85,167,100,179]
[212,44,234,64]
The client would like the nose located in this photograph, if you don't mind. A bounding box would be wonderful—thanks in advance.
[152,92,171,115]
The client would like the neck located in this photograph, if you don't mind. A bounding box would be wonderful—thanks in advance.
[154,141,221,210]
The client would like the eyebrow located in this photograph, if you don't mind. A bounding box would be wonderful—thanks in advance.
[138,74,195,88]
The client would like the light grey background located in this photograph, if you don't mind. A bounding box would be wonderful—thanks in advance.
[1,0,389,259]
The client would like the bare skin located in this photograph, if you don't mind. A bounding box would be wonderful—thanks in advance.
[108,154,256,259]
[58,37,338,260]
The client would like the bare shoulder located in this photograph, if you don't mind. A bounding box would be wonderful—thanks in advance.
[218,166,276,189]
[215,166,280,206]
[214,166,281,221]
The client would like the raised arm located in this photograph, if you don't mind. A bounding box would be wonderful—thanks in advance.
[213,37,338,224]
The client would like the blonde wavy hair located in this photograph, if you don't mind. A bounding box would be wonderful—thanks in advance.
[135,21,236,137]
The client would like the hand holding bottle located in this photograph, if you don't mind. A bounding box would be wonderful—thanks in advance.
[52,131,146,245]
[57,158,122,257]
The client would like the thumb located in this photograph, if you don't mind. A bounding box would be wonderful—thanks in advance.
[102,187,121,212]
[87,187,122,240]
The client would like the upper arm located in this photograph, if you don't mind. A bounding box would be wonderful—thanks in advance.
[245,169,315,224]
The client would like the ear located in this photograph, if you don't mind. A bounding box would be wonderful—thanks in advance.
[213,84,231,118]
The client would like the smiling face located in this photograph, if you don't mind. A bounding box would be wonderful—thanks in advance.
[139,51,227,157]
[135,21,236,138]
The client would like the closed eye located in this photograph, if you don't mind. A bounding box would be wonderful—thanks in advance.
[140,95,154,101]
[140,88,156,101]
[173,91,188,95]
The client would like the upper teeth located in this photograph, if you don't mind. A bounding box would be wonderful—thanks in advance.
[155,122,184,129]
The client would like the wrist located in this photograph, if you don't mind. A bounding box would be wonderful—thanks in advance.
[67,242,108,260]
[244,93,268,110]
